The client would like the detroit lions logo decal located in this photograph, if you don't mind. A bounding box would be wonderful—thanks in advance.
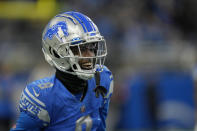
[44,21,69,40]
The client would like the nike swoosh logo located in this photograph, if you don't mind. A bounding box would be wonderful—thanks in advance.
[33,88,40,97]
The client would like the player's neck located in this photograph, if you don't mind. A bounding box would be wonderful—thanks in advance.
[55,69,87,95]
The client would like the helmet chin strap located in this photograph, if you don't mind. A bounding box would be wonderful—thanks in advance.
[94,71,107,98]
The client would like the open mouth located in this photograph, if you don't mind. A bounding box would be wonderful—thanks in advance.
[81,62,93,70]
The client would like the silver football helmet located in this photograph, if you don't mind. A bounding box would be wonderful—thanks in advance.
[42,11,107,80]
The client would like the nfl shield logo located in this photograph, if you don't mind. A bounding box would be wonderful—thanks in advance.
[80,105,86,113]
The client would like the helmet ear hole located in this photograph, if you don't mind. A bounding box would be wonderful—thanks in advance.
[49,46,53,55]
[52,50,60,58]
[49,46,60,58]
[73,64,77,70]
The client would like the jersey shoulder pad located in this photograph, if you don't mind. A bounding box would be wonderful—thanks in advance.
[100,66,114,99]
[19,76,54,126]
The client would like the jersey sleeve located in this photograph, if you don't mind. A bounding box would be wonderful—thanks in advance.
[14,83,51,130]
[10,112,42,131]
[97,66,114,131]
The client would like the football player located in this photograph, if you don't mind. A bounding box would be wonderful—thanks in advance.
[11,11,113,131]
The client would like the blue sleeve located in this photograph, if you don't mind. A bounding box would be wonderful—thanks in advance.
[11,83,51,131]
[97,67,114,131]
[10,112,43,131]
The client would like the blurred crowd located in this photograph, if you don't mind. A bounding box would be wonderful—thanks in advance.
[1,0,197,130]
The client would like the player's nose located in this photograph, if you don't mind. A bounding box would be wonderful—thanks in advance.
[82,49,95,57]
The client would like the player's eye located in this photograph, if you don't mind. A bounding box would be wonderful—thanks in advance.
[70,46,79,55]
[70,42,98,56]
[88,42,98,51]
[80,42,98,52]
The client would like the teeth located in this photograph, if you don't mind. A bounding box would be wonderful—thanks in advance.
[83,63,92,66]
[82,62,93,69]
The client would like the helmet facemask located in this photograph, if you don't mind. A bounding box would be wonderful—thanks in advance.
[56,37,107,80]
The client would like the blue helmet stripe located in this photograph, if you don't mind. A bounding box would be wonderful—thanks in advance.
[65,12,96,33]
[65,12,87,33]
[89,21,96,31]
[73,12,94,32]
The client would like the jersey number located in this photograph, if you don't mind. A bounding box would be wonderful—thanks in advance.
[76,115,92,131]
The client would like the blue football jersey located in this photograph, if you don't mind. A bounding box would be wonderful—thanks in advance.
[11,66,113,131]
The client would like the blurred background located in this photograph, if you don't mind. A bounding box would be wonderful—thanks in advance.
[0,0,197,131]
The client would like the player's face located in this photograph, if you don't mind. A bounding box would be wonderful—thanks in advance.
[70,42,98,70]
